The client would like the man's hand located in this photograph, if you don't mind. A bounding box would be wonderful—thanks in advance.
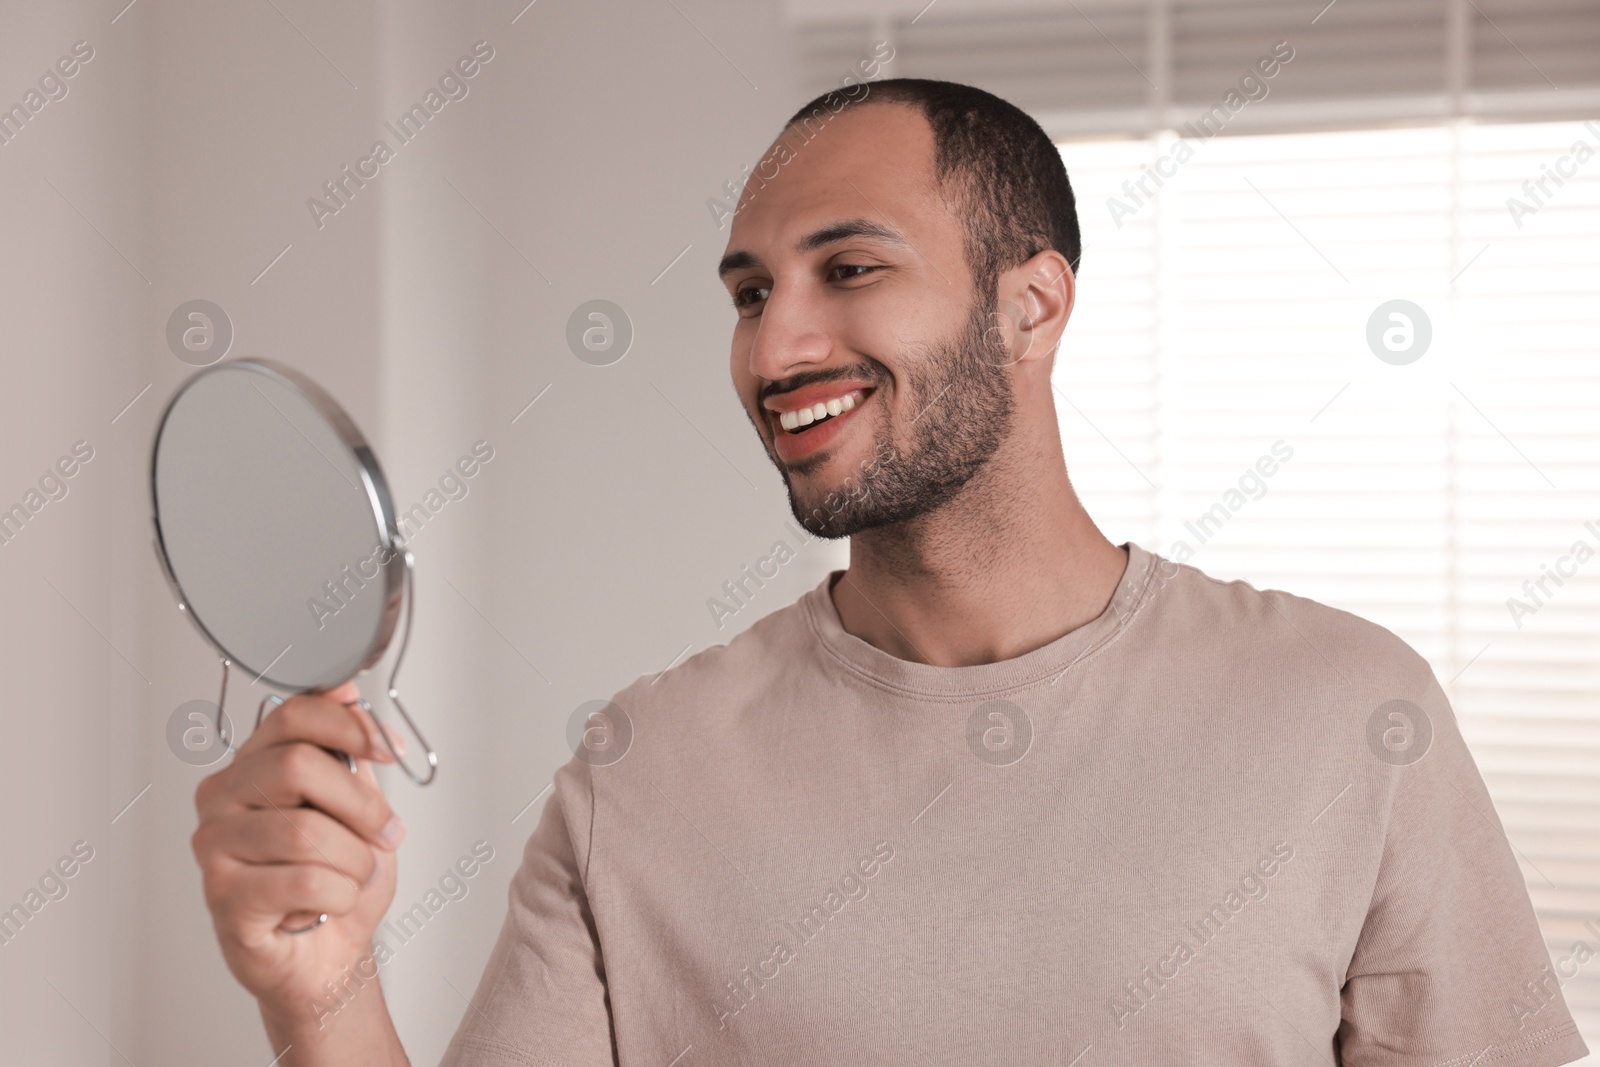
[191,681,407,1020]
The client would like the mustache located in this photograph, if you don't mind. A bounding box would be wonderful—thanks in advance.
[759,361,885,406]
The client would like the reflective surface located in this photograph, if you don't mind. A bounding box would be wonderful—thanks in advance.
[152,360,401,692]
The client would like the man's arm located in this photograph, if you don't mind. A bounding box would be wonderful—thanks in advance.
[191,682,412,1067]
[436,754,616,1066]
[1337,665,1589,1065]
[261,980,411,1067]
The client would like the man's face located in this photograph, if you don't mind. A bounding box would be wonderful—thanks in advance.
[719,103,1015,538]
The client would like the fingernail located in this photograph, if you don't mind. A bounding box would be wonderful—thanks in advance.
[365,722,395,761]
[365,720,405,759]
[364,859,381,888]
[380,815,406,847]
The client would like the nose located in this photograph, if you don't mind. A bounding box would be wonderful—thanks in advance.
[745,277,832,386]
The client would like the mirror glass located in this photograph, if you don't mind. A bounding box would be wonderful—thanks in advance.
[151,359,401,691]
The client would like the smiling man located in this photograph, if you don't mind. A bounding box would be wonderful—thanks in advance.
[193,80,1587,1066]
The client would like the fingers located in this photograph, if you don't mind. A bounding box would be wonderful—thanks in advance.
[195,806,379,890]
[194,687,407,881]
[191,685,409,936]
[206,856,365,931]
[210,742,405,850]
[235,690,392,766]
[323,680,361,705]
[328,682,408,756]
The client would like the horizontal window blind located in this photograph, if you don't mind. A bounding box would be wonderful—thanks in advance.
[791,0,1600,137]
[1055,118,1600,1055]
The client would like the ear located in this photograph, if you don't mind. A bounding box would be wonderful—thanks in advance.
[996,249,1075,368]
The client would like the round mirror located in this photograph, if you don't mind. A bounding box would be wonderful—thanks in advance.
[152,359,403,689]
[151,358,436,795]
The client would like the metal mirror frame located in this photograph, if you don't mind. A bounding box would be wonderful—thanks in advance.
[150,357,437,789]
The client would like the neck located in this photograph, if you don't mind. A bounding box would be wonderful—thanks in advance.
[830,425,1127,668]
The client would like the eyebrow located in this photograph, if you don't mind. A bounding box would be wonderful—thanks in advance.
[716,217,911,280]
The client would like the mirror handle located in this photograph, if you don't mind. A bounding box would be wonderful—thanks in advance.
[210,551,436,785]
[353,549,439,786]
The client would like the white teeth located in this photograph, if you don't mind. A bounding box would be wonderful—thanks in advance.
[773,389,867,433]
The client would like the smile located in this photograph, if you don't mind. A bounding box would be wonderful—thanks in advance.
[775,388,869,434]
[763,383,876,464]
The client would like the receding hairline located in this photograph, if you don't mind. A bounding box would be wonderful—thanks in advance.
[780,94,926,137]
[715,103,953,282]
[775,96,979,238]
[778,78,1084,283]
[774,97,940,179]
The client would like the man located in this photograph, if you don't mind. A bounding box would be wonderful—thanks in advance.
[191,79,1588,1065]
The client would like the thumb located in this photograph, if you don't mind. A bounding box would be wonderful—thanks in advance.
[323,679,362,705]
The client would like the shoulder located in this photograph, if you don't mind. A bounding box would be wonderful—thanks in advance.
[1144,548,1440,705]
[602,589,815,729]
[549,592,817,837]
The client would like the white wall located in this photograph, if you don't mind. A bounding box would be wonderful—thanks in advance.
[0,0,840,1062]
[0,3,156,1063]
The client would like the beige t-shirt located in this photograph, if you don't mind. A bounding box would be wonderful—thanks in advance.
[438,542,1588,1066]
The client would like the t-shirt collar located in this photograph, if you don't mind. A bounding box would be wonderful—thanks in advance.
[801,541,1158,700]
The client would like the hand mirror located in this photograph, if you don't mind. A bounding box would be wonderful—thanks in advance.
[150,358,438,795]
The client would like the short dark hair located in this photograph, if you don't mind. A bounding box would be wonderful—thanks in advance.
[782,78,1082,297]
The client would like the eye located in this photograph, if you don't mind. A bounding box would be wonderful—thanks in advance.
[731,283,770,311]
[829,263,881,283]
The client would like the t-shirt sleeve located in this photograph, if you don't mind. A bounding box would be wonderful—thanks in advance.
[1336,661,1590,1066]
[437,757,616,1067]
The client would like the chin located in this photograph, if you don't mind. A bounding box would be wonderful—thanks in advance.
[780,441,899,540]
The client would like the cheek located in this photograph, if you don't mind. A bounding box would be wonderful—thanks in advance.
[855,283,962,366]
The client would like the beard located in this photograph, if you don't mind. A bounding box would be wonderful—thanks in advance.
[780,287,1016,539]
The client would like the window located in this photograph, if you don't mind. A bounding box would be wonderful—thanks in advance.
[1056,118,1600,1051]
[791,0,1600,1040]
